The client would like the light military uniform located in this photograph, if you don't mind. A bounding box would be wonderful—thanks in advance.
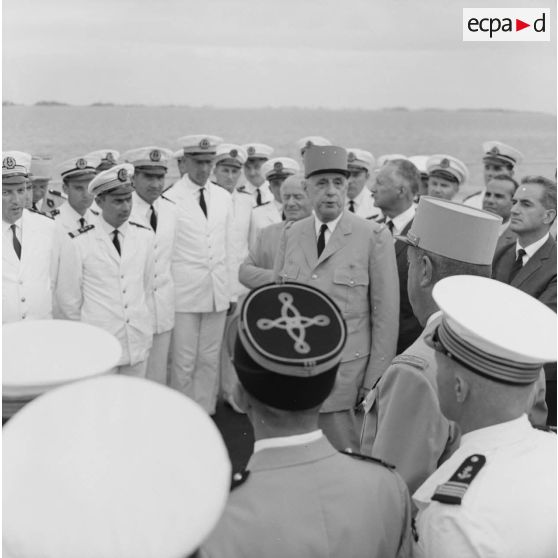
[413,276,557,558]
[165,135,235,414]
[54,202,98,232]
[56,164,155,377]
[2,151,65,323]
[123,147,178,384]
[346,148,382,219]
[360,197,547,495]
[239,143,274,206]
[3,374,231,558]
[463,140,523,208]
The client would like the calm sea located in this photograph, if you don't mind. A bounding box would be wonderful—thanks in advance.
[3,106,556,197]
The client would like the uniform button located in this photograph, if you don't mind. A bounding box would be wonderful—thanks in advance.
[355,352,360,357]
[154,274,157,278]
[21,314,26,319]
[124,305,128,309]
[126,319,130,324]
[311,274,318,279]
[154,288,157,292]
[121,275,124,279]
[122,290,126,294]
[19,280,23,285]
[349,280,355,285]
[21,298,25,303]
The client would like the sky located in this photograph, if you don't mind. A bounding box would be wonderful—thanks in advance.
[2,0,556,112]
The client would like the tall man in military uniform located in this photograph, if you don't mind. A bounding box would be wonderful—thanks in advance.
[165,135,235,414]
[413,276,556,558]
[201,283,412,558]
[274,146,399,450]
[2,151,64,324]
[360,197,547,494]
[57,163,156,377]
[54,155,99,232]
[240,143,273,206]
[125,147,177,385]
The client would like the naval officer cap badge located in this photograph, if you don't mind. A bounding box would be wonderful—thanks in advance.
[150,149,161,162]
[76,158,87,170]
[234,283,347,410]
[247,146,256,157]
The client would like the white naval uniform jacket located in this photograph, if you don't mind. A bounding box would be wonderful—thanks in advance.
[238,180,273,207]
[3,210,63,323]
[347,187,382,220]
[248,200,282,250]
[165,175,235,313]
[53,202,99,233]
[56,218,155,366]
[130,191,178,334]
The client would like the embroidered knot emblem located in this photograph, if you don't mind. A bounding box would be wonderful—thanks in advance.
[256,292,330,354]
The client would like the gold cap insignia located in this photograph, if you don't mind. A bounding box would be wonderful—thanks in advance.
[230,149,238,158]
[247,146,256,156]
[440,158,450,169]
[348,152,356,163]
[105,152,115,163]
[150,149,161,162]
[199,138,211,150]
[76,158,87,170]
[274,162,284,172]
[117,168,128,182]
[4,156,16,169]
[490,146,500,155]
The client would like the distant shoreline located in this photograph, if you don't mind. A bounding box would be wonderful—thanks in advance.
[2,101,555,117]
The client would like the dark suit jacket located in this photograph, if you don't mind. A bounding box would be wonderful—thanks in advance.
[492,236,557,382]
[395,220,422,354]
[495,223,517,254]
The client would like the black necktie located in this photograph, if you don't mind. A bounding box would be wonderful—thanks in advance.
[199,188,208,217]
[112,230,121,256]
[32,202,38,211]
[10,224,21,260]
[509,248,526,282]
[386,220,395,235]
[79,217,86,229]
[256,188,262,206]
[348,200,355,213]
[150,205,157,232]
[317,224,328,257]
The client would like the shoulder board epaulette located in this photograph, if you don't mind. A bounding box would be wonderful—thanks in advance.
[50,208,60,217]
[391,354,429,370]
[463,191,483,202]
[237,185,246,192]
[68,224,95,238]
[129,221,151,230]
[28,207,53,219]
[253,201,271,209]
[236,188,251,195]
[210,180,220,186]
[230,470,250,491]
[533,424,557,433]
[160,194,175,204]
[340,449,396,470]
[48,189,64,198]
[90,209,100,216]
[431,454,486,505]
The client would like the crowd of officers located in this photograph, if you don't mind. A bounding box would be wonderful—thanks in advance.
[2,135,557,558]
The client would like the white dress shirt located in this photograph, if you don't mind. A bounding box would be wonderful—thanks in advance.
[516,232,549,265]
[385,204,416,237]
[54,202,98,233]
[314,212,343,247]
[413,414,556,558]
[254,430,324,453]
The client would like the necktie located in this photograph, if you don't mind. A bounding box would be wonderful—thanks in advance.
[317,223,328,257]
[348,200,355,213]
[32,202,38,211]
[10,224,21,260]
[149,205,157,232]
[199,188,208,217]
[256,188,262,206]
[509,248,526,282]
[386,220,395,235]
[112,230,121,256]
[79,217,86,229]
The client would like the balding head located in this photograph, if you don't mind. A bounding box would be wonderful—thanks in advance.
[281,175,312,222]
[372,159,419,217]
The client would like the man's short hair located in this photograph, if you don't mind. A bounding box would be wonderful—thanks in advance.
[489,173,519,194]
[521,175,557,212]
[388,159,421,195]
[414,246,492,283]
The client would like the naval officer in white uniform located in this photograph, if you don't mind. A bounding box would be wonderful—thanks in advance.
[165,135,236,414]
[56,163,155,377]
[345,148,381,220]
[124,146,177,385]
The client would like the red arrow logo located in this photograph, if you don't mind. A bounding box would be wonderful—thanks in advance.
[516,18,530,31]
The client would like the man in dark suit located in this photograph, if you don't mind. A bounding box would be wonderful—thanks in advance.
[492,175,557,423]
[274,146,399,450]
[372,159,422,353]
[483,174,518,252]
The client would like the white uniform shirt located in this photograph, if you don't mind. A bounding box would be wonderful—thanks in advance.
[249,200,282,250]
[462,190,485,209]
[130,191,178,333]
[347,187,382,220]
[239,181,273,206]
[54,201,98,233]
[385,204,416,237]
[413,415,557,558]
[165,175,235,312]
[56,217,155,366]
[3,210,63,323]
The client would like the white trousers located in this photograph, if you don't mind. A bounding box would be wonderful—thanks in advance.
[118,360,148,378]
[146,330,172,385]
[219,310,244,413]
[170,311,227,414]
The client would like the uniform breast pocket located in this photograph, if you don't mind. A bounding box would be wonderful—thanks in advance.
[280,262,299,283]
[332,267,369,314]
